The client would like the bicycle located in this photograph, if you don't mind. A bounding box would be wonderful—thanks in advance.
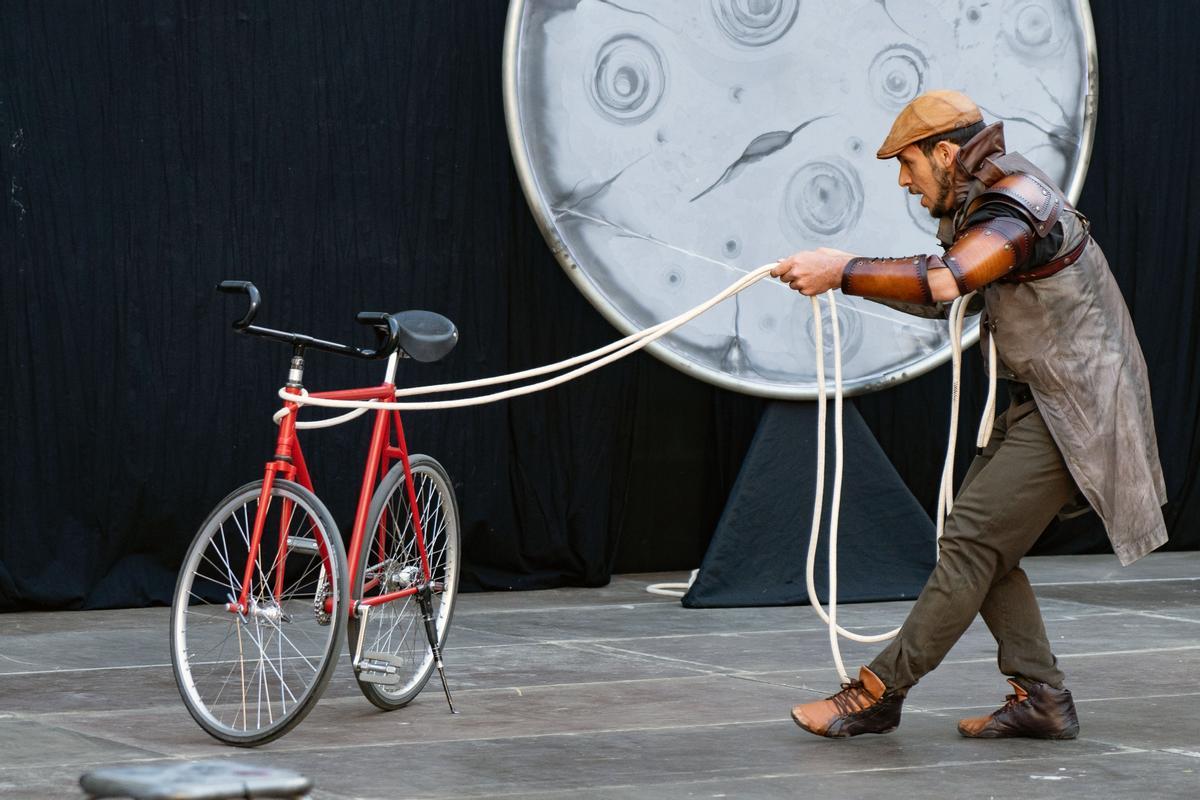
[170,281,462,746]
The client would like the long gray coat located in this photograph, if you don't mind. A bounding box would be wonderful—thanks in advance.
[894,124,1168,565]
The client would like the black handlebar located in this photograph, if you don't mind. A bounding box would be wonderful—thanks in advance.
[217,280,261,330]
[216,280,400,360]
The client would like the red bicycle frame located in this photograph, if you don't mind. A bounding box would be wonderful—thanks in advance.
[228,380,433,617]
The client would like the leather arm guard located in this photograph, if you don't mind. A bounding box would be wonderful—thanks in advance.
[841,215,1036,302]
[842,173,1055,302]
[841,255,934,305]
[933,215,1034,294]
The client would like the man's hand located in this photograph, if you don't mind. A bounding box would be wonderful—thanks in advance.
[771,247,856,296]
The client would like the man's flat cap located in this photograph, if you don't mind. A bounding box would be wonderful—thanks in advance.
[876,89,983,159]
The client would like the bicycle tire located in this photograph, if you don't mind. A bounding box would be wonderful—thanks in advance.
[170,479,349,746]
[348,455,461,710]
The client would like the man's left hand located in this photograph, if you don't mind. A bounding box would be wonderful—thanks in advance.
[772,248,856,295]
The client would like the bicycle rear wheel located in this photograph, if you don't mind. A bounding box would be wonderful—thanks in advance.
[349,455,460,710]
[170,479,348,746]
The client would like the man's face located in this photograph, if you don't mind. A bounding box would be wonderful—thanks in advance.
[896,143,957,218]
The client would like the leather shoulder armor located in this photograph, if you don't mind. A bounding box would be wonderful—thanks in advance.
[965,172,1063,237]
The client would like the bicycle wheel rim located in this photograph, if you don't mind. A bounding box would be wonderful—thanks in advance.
[171,480,347,744]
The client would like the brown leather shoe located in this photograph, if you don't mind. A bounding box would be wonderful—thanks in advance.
[791,666,904,738]
[957,680,1080,739]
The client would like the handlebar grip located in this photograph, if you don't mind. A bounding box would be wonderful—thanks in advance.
[216,280,261,330]
[355,311,401,359]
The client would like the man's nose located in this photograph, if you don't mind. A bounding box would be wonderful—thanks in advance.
[897,168,911,189]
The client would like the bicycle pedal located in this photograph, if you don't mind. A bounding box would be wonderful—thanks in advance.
[355,652,404,686]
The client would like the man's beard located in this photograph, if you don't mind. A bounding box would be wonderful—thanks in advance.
[927,161,957,218]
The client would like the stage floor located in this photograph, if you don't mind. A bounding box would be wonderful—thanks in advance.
[2,553,1198,799]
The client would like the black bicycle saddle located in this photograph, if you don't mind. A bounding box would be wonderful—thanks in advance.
[391,310,458,363]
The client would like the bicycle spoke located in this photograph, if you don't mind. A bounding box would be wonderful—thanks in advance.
[237,505,285,606]
[377,604,419,655]
[268,624,321,675]
[186,618,239,660]
[213,523,242,591]
[253,618,266,729]
[208,652,242,713]
[241,618,300,707]
[233,505,251,546]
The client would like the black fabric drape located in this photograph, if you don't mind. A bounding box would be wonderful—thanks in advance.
[1,2,1197,610]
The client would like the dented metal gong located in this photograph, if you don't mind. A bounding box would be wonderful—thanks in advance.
[503,0,1097,399]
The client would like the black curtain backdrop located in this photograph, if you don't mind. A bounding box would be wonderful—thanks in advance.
[1,2,1196,610]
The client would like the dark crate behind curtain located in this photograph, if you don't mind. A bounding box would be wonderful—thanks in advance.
[1,1,1197,610]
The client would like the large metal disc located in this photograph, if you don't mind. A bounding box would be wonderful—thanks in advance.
[504,0,1097,398]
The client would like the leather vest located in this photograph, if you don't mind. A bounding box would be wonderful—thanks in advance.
[946,129,1168,564]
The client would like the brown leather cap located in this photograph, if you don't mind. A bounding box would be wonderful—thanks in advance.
[876,90,983,159]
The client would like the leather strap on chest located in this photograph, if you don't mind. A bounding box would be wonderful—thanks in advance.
[998,217,1091,284]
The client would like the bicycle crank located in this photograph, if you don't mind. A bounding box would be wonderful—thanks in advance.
[348,605,393,686]
[351,603,403,686]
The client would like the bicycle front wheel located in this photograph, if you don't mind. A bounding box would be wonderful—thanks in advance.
[170,479,348,746]
[349,455,461,710]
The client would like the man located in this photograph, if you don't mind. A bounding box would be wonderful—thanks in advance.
[773,90,1167,740]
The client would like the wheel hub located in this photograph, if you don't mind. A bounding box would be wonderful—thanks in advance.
[249,597,289,624]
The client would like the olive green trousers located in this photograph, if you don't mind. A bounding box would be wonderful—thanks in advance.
[869,396,1077,692]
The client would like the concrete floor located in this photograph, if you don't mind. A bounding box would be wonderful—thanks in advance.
[2,553,1198,799]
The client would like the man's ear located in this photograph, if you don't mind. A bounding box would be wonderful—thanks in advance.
[935,140,958,169]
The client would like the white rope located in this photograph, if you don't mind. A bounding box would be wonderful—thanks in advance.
[272,321,689,427]
[935,295,968,540]
[393,310,677,398]
[275,264,776,416]
[645,569,700,598]
[826,293,850,682]
[803,293,898,665]
[274,405,370,429]
[805,289,989,681]
[977,327,998,448]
